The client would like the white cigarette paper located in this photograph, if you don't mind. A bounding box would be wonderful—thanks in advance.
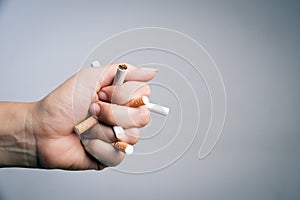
[74,64,128,136]
[112,64,127,85]
[113,126,125,139]
[137,96,170,116]
[146,103,170,116]
[112,64,128,139]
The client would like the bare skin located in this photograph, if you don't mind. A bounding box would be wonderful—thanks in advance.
[0,63,157,170]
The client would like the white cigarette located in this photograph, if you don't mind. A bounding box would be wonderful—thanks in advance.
[112,141,134,155]
[74,64,128,136]
[146,103,170,116]
[112,64,127,85]
[129,96,170,116]
[111,64,128,139]
[112,126,125,139]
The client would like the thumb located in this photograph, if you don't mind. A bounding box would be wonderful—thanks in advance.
[89,101,101,116]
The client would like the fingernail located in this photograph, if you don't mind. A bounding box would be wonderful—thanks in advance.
[89,102,101,116]
[98,91,108,101]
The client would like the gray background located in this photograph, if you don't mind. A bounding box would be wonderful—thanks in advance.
[0,0,300,199]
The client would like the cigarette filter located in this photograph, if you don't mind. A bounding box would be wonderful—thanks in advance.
[74,116,98,135]
[112,141,134,155]
[127,96,170,116]
[127,96,149,107]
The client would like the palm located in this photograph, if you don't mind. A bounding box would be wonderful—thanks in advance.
[35,73,97,169]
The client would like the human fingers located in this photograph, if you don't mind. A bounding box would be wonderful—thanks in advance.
[82,124,140,145]
[125,67,158,82]
[74,63,139,94]
[95,63,157,89]
[98,81,151,105]
[82,139,125,167]
[95,101,150,128]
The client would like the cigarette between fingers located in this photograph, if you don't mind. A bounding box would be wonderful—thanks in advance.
[74,64,128,136]
[127,96,149,107]
[74,64,134,155]
[111,65,128,139]
[112,141,134,155]
[146,103,170,116]
[127,96,170,116]
[74,116,98,135]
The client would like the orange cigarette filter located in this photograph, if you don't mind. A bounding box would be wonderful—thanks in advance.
[127,96,149,107]
[74,116,98,135]
[112,141,134,155]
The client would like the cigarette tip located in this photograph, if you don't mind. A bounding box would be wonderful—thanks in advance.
[118,64,128,70]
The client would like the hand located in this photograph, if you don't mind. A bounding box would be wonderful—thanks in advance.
[29,63,157,170]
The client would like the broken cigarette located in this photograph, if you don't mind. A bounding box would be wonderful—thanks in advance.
[74,116,97,135]
[111,64,128,139]
[74,64,169,155]
[112,141,134,155]
[127,96,170,116]
[146,102,170,116]
[113,64,127,85]
[74,64,128,136]
[127,96,148,107]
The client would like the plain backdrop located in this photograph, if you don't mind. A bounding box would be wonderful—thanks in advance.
[0,1,300,200]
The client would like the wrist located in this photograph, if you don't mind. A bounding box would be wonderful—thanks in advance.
[0,102,38,168]
[24,102,39,168]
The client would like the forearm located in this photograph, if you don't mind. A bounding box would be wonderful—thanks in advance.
[0,102,37,168]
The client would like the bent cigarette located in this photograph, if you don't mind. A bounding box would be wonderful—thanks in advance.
[112,141,134,155]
